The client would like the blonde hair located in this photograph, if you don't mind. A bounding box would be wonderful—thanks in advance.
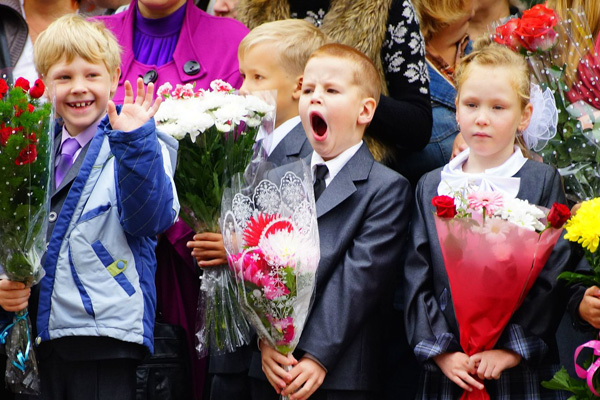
[412,0,472,41]
[34,14,121,78]
[238,19,328,78]
[546,0,600,87]
[308,43,381,103]
[455,37,531,155]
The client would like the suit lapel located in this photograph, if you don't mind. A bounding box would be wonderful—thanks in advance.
[315,143,373,218]
[268,122,307,164]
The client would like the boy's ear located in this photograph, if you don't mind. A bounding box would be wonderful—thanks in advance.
[357,97,377,126]
[292,76,303,100]
[518,102,533,133]
[109,67,121,98]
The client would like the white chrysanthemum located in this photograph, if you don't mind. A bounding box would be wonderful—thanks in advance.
[214,102,247,125]
[260,229,306,268]
[244,95,274,114]
[499,198,546,231]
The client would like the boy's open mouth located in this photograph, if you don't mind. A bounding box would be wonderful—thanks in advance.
[310,112,328,141]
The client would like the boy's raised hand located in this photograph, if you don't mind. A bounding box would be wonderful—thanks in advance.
[469,349,521,380]
[0,280,30,312]
[433,352,483,392]
[186,232,228,268]
[259,339,297,394]
[282,356,326,400]
[108,77,162,132]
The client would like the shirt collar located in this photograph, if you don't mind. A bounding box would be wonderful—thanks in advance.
[256,116,301,156]
[438,146,527,199]
[61,114,104,149]
[310,141,363,186]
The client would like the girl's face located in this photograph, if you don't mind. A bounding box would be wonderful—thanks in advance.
[137,0,186,18]
[456,65,532,169]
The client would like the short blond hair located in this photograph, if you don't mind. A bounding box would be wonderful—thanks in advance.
[308,43,381,103]
[238,19,328,78]
[413,0,472,41]
[34,14,121,78]
[455,37,531,155]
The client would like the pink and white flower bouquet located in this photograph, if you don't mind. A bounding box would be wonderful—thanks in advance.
[221,160,319,358]
[432,191,569,400]
[155,79,276,357]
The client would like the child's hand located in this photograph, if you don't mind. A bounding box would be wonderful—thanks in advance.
[0,280,30,312]
[470,349,521,380]
[579,286,600,329]
[451,132,468,159]
[433,352,483,392]
[107,77,162,132]
[282,356,326,400]
[186,232,227,268]
[259,339,297,394]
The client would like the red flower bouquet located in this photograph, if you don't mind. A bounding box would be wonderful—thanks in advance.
[493,5,600,202]
[432,193,569,400]
[0,75,53,395]
[221,160,319,383]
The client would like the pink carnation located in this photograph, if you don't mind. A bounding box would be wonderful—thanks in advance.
[172,83,195,99]
[210,79,233,93]
[157,82,173,98]
[467,191,504,216]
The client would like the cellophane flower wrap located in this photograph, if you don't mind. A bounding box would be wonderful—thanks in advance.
[0,75,53,395]
[432,192,570,400]
[155,80,275,357]
[221,158,319,390]
[542,197,600,398]
[493,5,600,202]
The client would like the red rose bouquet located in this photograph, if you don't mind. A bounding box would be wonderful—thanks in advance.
[432,192,569,400]
[221,159,319,399]
[0,75,53,395]
[493,5,600,202]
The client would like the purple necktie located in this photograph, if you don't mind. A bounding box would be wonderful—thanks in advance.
[55,138,81,187]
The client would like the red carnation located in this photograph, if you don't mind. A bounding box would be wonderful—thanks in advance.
[547,202,571,229]
[14,144,37,165]
[432,195,457,218]
[0,78,8,97]
[29,79,45,99]
[15,77,30,92]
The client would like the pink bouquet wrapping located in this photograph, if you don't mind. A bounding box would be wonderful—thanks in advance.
[432,193,569,400]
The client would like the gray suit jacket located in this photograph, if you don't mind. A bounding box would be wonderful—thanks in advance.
[249,143,413,392]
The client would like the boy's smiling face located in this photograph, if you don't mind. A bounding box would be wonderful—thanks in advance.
[45,55,119,136]
[299,55,376,161]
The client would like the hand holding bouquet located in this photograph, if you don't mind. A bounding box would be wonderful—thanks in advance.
[432,192,570,400]
[155,80,275,357]
[0,75,53,394]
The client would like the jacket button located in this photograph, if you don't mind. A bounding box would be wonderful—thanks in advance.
[143,70,158,85]
[36,337,41,345]
[183,60,200,75]
[117,261,125,270]
[49,211,57,222]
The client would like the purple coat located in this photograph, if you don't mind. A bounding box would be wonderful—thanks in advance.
[95,0,248,103]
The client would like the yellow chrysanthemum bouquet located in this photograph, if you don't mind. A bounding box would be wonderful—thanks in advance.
[558,198,600,286]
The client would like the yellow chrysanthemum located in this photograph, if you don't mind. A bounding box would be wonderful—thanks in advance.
[564,198,600,253]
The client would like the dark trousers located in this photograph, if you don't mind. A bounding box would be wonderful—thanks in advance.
[38,351,138,400]
[209,371,252,400]
[250,378,374,400]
